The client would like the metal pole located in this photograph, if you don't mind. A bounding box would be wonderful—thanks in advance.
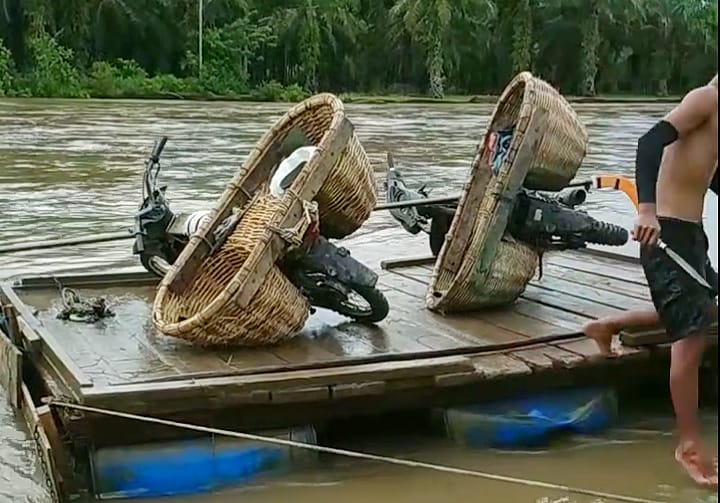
[198,0,203,78]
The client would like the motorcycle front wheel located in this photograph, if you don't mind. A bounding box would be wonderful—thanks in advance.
[332,283,390,324]
[140,253,172,278]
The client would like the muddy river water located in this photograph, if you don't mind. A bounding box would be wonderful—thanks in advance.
[0,99,717,503]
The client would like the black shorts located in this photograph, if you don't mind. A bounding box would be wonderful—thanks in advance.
[640,217,718,342]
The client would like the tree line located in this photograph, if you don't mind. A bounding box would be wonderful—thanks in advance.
[0,0,717,100]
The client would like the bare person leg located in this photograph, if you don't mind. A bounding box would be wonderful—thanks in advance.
[670,332,718,488]
[582,308,660,355]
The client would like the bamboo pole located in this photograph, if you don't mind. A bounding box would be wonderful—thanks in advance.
[0,232,132,255]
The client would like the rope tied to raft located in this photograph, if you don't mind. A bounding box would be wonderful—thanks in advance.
[48,400,666,503]
[53,277,115,324]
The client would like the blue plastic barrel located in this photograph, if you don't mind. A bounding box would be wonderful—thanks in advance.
[90,426,317,499]
[438,387,618,449]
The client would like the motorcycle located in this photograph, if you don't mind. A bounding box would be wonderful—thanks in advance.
[132,137,389,324]
[384,167,629,258]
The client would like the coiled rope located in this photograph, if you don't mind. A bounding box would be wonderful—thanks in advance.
[49,400,665,503]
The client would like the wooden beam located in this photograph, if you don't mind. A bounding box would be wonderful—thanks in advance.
[381,255,436,270]
[0,283,93,395]
[0,328,21,408]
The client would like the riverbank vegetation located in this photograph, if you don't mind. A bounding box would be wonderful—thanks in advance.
[0,0,716,101]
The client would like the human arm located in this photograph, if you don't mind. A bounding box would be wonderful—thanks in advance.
[632,86,717,244]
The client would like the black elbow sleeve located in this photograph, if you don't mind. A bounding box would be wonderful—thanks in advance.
[635,120,679,204]
[711,168,718,196]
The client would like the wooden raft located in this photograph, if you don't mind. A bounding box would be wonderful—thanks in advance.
[5,239,716,448]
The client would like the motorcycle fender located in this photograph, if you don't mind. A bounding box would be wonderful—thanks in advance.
[307,237,379,288]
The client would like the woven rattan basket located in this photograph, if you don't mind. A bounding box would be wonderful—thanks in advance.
[152,95,366,346]
[152,190,311,346]
[426,72,587,313]
[493,72,588,191]
[262,93,376,239]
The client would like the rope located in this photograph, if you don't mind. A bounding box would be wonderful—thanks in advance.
[50,400,665,503]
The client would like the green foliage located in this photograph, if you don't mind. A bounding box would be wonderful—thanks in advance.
[0,39,13,95]
[250,80,310,102]
[0,0,716,99]
[24,28,86,97]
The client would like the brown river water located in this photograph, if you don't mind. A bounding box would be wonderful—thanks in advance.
[0,99,717,503]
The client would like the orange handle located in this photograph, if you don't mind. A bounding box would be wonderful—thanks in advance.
[592,175,639,212]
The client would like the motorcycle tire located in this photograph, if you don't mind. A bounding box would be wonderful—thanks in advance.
[583,219,629,246]
[429,213,453,257]
[332,283,390,324]
[140,253,171,279]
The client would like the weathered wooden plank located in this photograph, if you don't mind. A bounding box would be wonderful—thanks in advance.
[38,405,76,493]
[393,265,433,284]
[522,284,624,319]
[331,381,386,398]
[83,355,476,413]
[538,262,650,300]
[472,353,533,379]
[16,317,42,354]
[512,344,584,370]
[270,336,345,365]
[511,298,591,331]
[434,371,482,387]
[380,273,534,344]
[0,329,21,407]
[271,386,330,403]
[19,387,66,502]
[472,308,573,338]
[556,338,607,361]
[531,275,653,311]
[377,281,489,348]
[381,255,436,270]
[545,253,648,286]
[2,304,20,345]
[1,283,93,392]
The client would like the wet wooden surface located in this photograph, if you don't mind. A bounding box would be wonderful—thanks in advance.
[6,245,671,408]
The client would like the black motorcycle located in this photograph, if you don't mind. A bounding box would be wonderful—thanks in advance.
[132,137,389,324]
[384,167,628,258]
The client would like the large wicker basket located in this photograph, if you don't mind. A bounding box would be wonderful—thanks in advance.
[152,191,311,346]
[494,72,588,190]
[426,72,588,313]
[262,93,377,239]
[151,95,368,346]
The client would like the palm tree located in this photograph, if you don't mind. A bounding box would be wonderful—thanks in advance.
[389,0,496,98]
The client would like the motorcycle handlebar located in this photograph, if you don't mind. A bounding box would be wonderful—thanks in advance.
[150,136,168,162]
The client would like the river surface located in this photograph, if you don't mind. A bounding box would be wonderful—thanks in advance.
[0,99,717,503]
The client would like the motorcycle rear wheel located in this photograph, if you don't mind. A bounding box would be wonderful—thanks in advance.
[332,283,390,324]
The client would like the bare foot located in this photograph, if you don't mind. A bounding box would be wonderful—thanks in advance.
[675,440,719,489]
[582,320,616,356]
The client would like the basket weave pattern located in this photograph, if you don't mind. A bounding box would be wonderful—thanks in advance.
[496,72,588,190]
[253,93,376,239]
[427,72,586,313]
[152,192,309,346]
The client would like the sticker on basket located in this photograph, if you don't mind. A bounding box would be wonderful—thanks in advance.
[490,127,515,175]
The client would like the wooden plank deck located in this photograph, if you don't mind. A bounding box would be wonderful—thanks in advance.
[5,238,715,444]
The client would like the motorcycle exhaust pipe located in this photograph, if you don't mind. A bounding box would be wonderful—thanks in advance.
[555,187,587,207]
